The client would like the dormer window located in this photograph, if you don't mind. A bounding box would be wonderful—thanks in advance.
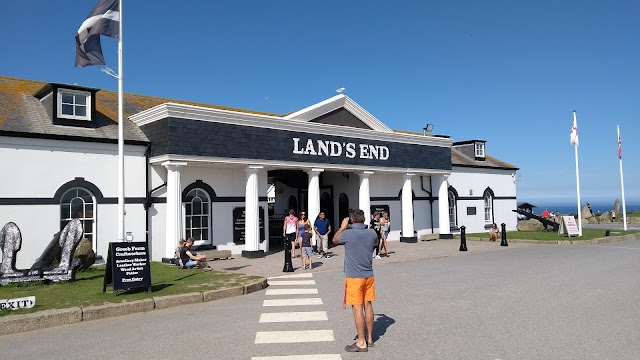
[57,89,91,121]
[475,142,485,158]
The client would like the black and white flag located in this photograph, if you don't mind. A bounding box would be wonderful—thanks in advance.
[75,0,120,67]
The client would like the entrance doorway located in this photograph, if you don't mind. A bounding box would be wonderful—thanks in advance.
[339,193,349,223]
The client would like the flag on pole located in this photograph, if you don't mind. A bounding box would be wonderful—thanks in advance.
[75,0,120,67]
[570,116,579,146]
[618,130,622,159]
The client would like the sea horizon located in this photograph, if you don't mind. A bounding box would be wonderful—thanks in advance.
[519,201,640,216]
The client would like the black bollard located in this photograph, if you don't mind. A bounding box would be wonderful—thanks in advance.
[500,223,508,246]
[459,226,468,251]
[283,236,294,272]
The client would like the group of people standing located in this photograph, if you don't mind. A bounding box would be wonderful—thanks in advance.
[283,209,392,268]
[282,209,333,270]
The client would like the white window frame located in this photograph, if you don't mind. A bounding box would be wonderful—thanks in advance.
[448,190,457,227]
[60,187,97,252]
[184,188,211,245]
[484,192,493,224]
[57,88,91,121]
[475,142,485,158]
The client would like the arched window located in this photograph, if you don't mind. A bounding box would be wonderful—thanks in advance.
[484,189,494,224]
[60,188,96,251]
[448,190,457,227]
[184,189,210,244]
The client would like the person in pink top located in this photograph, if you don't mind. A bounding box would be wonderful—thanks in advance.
[283,209,298,257]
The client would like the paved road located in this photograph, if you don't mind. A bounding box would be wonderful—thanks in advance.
[1,240,639,359]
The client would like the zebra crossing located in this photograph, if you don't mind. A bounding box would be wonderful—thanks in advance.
[252,272,342,360]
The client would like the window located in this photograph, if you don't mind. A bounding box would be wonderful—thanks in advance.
[184,189,210,244]
[448,190,457,227]
[58,89,91,121]
[475,142,485,158]
[60,188,96,251]
[484,191,493,224]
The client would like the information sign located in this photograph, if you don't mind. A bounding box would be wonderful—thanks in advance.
[103,242,152,293]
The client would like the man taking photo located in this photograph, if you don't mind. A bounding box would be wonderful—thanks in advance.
[333,209,379,352]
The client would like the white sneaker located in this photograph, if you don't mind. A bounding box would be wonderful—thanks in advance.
[318,254,323,259]
[375,255,381,259]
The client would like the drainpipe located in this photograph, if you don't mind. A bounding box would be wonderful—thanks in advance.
[421,175,435,234]
[143,144,166,242]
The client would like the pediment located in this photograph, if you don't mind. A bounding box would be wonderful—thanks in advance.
[284,94,393,133]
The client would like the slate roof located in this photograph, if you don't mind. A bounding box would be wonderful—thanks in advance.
[0,76,518,170]
[0,76,276,144]
[451,146,518,170]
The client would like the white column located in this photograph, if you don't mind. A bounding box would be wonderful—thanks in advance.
[307,168,323,246]
[244,166,263,254]
[401,173,415,239]
[162,161,187,258]
[359,171,374,221]
[437,174,451,237]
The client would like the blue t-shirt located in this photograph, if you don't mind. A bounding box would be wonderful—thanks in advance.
[314,218,330,235]
[338,223,378,278]
[300,232,312,247]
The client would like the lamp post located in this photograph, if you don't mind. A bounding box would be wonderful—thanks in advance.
[423,124,433,135]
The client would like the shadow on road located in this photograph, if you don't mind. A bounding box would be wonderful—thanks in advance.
[373,313,395,342]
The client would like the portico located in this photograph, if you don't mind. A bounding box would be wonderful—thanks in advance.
[130,94,453,259]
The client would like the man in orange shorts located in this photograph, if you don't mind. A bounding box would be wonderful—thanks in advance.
[333,209,379,352]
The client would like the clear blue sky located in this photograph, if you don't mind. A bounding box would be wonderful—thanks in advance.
[2,0,638,206]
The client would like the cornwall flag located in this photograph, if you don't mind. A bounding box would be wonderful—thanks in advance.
[75,0,120,67]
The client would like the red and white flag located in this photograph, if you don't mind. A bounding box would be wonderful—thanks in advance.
[570,117,579,146]
[617,130,622,159]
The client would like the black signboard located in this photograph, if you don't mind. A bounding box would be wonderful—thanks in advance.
[371,205,390,219]
[467,207,477,215]
[103,242,152,293]
[233,207,265,245]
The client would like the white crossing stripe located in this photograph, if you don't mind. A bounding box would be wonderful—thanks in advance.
[255,330,334,344]
[252,355,342,360]
[267,273,313,280]
[268,280,316,286]
[263,298,323,307]
[265,288,318,295]
[259,311,328,323]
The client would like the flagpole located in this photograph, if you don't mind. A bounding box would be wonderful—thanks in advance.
[573,110,582,236]
[117,0,125,241]
[618,125,627,231]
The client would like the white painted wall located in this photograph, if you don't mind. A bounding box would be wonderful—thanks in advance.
[448,167,518,233]
[0,136,147,269]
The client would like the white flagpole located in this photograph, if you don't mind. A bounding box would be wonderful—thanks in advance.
[618,125,627,231]
[573,111,582,236]
[117,0,125,241]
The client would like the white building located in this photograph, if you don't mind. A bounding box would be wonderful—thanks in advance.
[0,76,518,269]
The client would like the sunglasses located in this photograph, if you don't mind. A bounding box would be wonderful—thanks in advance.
[300,213,306,216]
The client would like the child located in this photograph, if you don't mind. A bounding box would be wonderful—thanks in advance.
[300,223,313,270]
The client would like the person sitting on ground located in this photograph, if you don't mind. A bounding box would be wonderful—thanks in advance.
[174,239,186,266]
[179,238,212,270]
[489,223,499,242]
[300,223,313,270]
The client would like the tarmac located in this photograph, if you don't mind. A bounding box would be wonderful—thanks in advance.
[3,233,639,336]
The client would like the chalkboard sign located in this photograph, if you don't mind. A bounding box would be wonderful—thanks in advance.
[103,242,152,293]
[233,207,265,245]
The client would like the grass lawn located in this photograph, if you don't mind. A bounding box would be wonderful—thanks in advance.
[0,262,260,317]
[463,228,639,241]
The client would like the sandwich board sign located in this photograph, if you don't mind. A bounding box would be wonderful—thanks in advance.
[103,242,152,293]
[559,216,580,237]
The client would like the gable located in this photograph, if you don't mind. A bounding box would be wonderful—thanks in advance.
[284,94,393,133]
[309,108,372,129]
